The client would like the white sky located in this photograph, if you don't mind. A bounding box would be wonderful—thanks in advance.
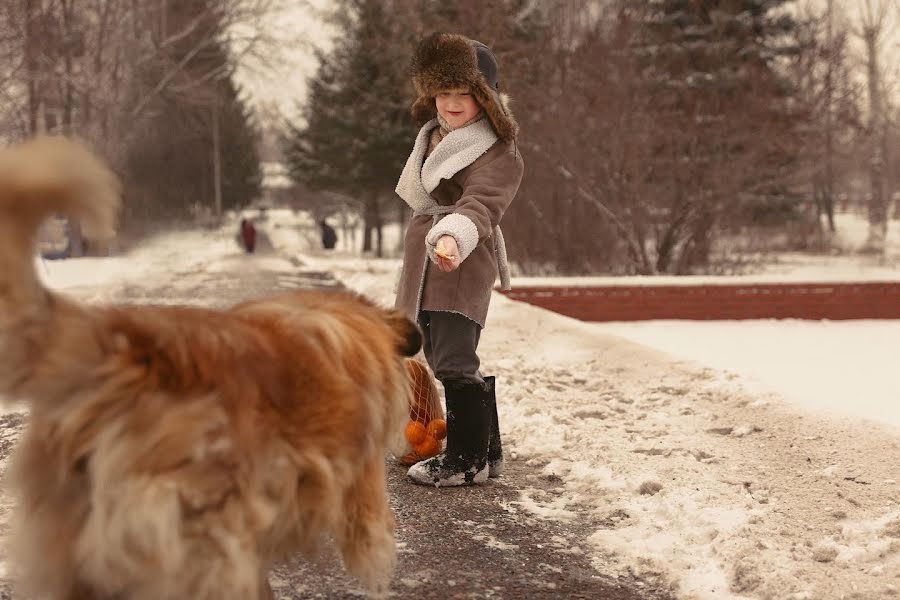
[801,0,900,100]
[230,0,338,122]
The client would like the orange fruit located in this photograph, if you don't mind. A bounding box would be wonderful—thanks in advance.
[404,358,442,423]
[397,451,421,466]
[426,419,447,440]
[404,420,427,446]
[413,436,441,459]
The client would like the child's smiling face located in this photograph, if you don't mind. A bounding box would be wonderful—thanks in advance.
[435,88,480,129]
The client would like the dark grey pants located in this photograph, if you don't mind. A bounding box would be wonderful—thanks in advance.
[418,311,484,385]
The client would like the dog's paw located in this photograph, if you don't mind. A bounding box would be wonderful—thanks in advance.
[340,520,397,594]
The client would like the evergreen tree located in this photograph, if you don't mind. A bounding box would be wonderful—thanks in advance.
[633,0,803,271]
[283,0,416,255]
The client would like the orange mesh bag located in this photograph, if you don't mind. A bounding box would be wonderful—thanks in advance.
[397,358,447,465]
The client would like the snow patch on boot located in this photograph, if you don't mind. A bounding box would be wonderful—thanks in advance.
[407,455,488,487]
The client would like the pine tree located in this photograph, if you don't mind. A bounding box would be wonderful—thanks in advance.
[283,0,416,256]
[626,0,804,271]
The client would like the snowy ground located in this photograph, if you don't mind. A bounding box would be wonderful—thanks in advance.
[6,212,900,599]
[591,319,900,431]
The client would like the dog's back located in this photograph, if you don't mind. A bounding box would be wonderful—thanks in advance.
[0,137,419,599]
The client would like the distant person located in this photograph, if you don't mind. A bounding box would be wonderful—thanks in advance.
[320,219,337,250]
[240,218,256,254]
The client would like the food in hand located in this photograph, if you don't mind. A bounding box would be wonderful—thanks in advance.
[435,247,455,260]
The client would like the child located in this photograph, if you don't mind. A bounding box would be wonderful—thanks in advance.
[395,33,524,486]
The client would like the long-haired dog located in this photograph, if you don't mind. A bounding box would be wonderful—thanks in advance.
[0,137,420,599]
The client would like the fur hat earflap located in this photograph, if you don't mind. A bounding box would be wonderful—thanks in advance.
[410,32,518,142]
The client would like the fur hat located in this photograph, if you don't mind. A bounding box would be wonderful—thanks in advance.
[410,33,518,142]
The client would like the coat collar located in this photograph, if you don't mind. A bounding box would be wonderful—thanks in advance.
[395,118,498,213]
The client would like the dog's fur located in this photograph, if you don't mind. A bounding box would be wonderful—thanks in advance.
[0,137,421,599]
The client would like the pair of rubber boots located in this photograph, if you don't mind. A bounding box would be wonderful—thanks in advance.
[407,376,503,487]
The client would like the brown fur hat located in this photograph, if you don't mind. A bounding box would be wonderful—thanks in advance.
[410,33,519,142]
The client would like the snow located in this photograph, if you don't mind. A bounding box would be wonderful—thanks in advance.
[13,214,900,599]
[511,268,900,287]
[591,319,900,429]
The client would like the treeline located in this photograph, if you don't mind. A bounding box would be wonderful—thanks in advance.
[286,0,899,273]
[0,0,264,230]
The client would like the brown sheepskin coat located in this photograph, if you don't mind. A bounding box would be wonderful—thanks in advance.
[394,124,524,327]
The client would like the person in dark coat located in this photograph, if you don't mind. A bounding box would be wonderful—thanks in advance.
[320,219,338,250]
[395,33,524,487]
[240,218,256,254]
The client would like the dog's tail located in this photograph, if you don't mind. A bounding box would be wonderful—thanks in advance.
[0,136,120,308]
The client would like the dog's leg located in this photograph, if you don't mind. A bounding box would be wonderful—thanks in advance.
[259,573,276,600]
[337,457,396,595]
[63,581,100,600]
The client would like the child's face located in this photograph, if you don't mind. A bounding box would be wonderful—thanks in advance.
[435,88,480,129]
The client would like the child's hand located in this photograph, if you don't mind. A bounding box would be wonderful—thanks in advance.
[434,235,460,272]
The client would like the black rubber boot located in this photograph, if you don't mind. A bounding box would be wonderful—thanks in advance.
[484,376,503,478]
[407,379,491,487]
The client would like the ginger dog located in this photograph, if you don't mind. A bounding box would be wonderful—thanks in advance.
[0,137,420,599]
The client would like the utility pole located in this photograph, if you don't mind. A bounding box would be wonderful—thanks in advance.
[823,0,835,232]
[212,99,223,218]
[24,0,39,135]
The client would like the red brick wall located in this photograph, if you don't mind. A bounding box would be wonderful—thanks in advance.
[500,282,900,321]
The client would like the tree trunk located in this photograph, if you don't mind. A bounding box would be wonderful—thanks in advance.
[362,192,378,253]
[372,194,384,258]
[24,0,39,135]
[863,28,887,252]
[61,0,75,135]
[822,0,836,233]
[212,100,223,218]
[675,212,716,274]
[396,200,408,254]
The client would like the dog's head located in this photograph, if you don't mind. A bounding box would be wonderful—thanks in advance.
[382,309,422,359]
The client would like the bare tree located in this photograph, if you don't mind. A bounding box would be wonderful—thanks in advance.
[822,0,837,232]
[788,0,865,243]
[0,0,288,230]
[851,0,893,253]
[1,1,281,144]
